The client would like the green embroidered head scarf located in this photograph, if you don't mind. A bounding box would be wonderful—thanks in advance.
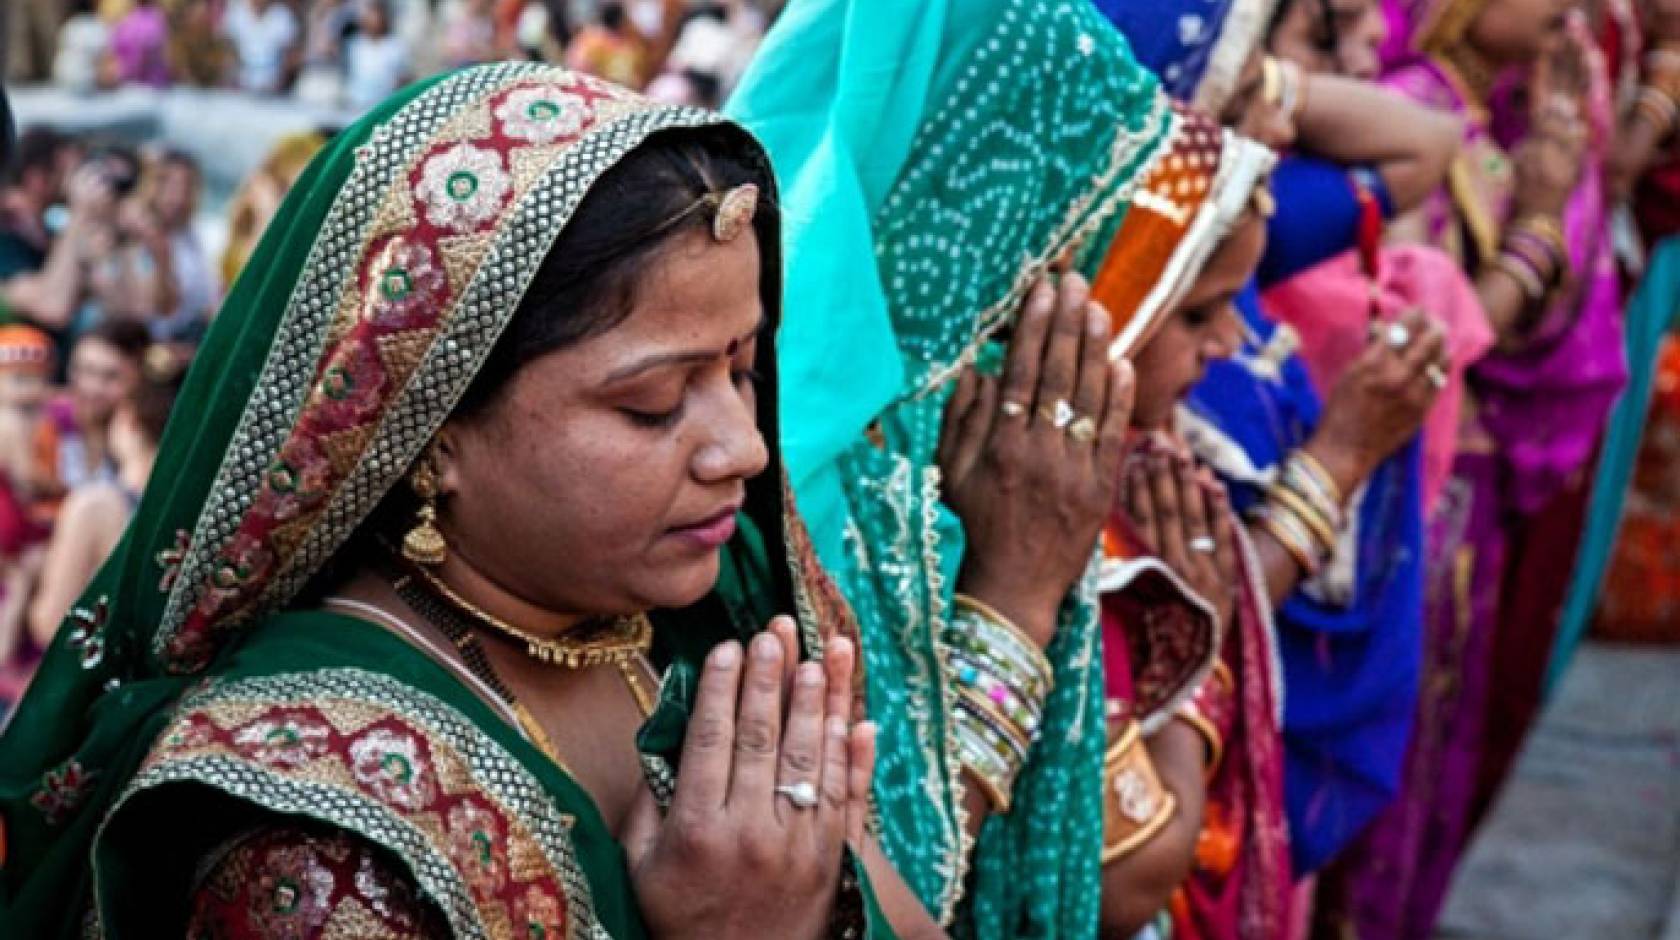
[0,63,862,939]
[729,0,1242,935]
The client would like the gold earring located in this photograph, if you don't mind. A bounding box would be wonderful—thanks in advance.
[402,457,447,566]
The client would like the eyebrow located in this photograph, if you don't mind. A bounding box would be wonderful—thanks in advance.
[603,315,768,385]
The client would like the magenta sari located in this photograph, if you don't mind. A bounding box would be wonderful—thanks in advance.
[1100,500,1293,940]
[1340,33,1627,940]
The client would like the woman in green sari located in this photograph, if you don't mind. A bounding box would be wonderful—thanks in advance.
[0,63,887,939]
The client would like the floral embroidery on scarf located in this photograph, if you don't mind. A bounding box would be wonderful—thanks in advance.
[496,84,593,143]
[231,712,333,768]
[133,671,590,937]
[30,759,97,825]
[416,142,513,233]
[364,239,448,326]
[65,598,110,670]
[157,529,192,592]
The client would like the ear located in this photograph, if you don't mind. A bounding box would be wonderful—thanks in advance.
[430,423,465,499]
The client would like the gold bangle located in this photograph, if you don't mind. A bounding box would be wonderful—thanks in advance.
[1175,703,1225,783]
[1289,450,1344,511]
[1507,214,1567,260]
[1101,721,1178,863]
[1267,484,1338,552]
[1252,507,1322,575]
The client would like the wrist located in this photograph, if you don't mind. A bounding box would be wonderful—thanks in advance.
[953,575,1060,648]
[1299,434,1369,500]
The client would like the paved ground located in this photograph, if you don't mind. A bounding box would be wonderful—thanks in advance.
[1437,642,1680,939]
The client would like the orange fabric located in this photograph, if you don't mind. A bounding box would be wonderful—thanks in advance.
[1091,106,1222,345]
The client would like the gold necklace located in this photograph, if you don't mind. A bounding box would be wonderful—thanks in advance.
[403,562,658,716]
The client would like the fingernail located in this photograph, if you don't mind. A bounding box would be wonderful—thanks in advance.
[752,633,780,662]
[828,715,848,737]
[798,662,823,687]
[711,642,740,668]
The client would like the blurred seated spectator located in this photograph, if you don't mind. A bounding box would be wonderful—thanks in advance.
[6,0,67,83]
[53,6,114,92]
[0,128,73,313]
[565,1,648,87]
[0,326,57,718]
[166,0,234,87]
[0,141,141,352]
[293,0,355,106]
[142,149,216,345]
[659,0,762,99]
[27,344,181,660]
[32,319,146,509]
[109,0,171,87]
[344,0,410,112]
[439,0,497,68]
[220,130,326,285]
[223,0,301,94]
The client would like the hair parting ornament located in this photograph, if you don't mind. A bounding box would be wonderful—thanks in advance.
[655,182,761,244]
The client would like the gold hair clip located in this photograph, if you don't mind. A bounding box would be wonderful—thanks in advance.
[712,183,759,243]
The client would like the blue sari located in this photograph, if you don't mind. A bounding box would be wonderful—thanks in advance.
[1185,158,1426,874]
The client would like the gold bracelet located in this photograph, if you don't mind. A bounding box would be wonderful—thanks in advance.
[1507,214,1567,261]
[1267,484,1338,552]
[1289,450,1344,512]
[1101,721,1179,863]
[1252,506,1322,575]
[1174,703,1225,783]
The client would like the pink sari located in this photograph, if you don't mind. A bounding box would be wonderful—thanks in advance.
[1259,245,1493,514]
[1100,493,1293,939]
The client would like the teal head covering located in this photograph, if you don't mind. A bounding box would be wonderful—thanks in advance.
[0,64,867,938]
[729,1,1244,935]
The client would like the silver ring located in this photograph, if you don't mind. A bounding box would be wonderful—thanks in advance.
[775,781,820,809]
[1385,322,1412,350]
[1424,363,1448,390]
[1001,400,1027,419]
[1189,536,1217,555]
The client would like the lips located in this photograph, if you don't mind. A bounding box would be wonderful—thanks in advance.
[668,500,743,550]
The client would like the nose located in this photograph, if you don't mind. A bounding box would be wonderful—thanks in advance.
[692,382,770,484]
[1205,306,1243,362]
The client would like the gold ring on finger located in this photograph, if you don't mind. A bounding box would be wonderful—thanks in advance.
[1040,398,1076,429]
[1068,415,1098,444]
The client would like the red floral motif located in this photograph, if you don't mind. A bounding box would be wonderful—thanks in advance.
[513,882,566,939]
[231,711,333,768]
[168,72,640,672]
[347,725,437,812]
[30,759,97,825]
[444,800,509,895]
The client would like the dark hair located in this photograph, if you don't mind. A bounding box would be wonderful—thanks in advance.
[1267,0,1341,58]
[600,2,627,31]
[452,124,777,418]
[132,348,186,444]
[5,126,69,188]
[79,319,151,364]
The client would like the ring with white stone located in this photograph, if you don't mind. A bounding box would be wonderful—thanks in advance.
[1001,400,1027,419]
[1189,536,1217,555]
[1425,363,1448,390]
[1041,398,1076,430]
[1385,321,1412,350]
[775,781,820,810]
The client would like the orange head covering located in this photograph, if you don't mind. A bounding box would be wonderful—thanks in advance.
[0,325,54,372]
[1092,103,1273,358]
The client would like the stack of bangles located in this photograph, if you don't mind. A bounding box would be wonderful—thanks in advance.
[1247,450,1344,577]
[944,594,1054,813]
[1101,717,1178,863]
[1494,213,1570,307]
[1635,44,1680,141]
